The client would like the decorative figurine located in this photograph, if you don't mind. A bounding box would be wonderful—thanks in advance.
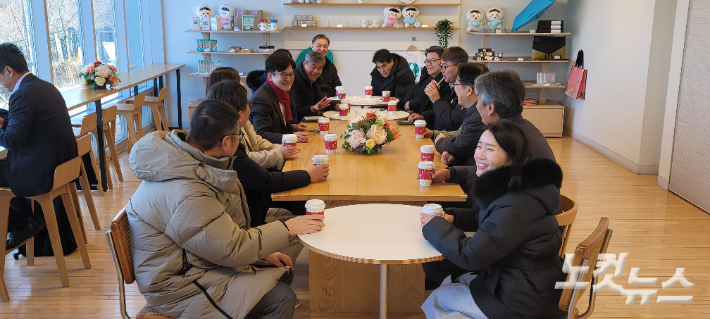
[382,6,402,28]
[219,4,234,30]
[466,8,484,32]
[486,6,503,28]
[402,6,420,28]
[196,4,212,19]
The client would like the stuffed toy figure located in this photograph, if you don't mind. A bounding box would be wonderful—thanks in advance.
[196,4,212,19]
[382,6,402,28]
[306,0,322,3]
[466,8,484,32]
[486,6,503,28]
[219,4,233,30]
[402,6,420,28]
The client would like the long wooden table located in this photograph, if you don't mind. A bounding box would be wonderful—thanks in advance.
[62,63,185,191]
[273,119,466,316]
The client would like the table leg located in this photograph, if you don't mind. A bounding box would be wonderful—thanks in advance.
[159,75,164,90]
[133,86,138,97]
[380,264,388,319]
[153,78,158,96]
[94,100,108,191]
[176,69,182,129]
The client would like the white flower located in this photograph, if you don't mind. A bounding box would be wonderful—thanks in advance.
[367,125,387,145]
[347,130,366,148]
[95,77,106,86]
[96,65,112,78]
[81,65,89,74]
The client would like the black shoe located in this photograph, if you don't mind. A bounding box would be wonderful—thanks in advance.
[6,218,46,250]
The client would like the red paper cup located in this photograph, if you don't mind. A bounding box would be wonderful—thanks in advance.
[319,122,330,132]
[365,89,373,96]
[339,108,349,116]
[305,199,326,215]
[382,96,391,102]
[337,92,347,99]
[388,102,397,112]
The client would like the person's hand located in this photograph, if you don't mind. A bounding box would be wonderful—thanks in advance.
[441,213,454,224]
[280,145,300,160]
[441,151,455,165]
[293,123,308,131]
[263,252,293,270]
[306,163,329,183]
[434,133,446,144]
[431,168,450,183]
[310,96,331,113]
[423,129,434,138]
[294,132,310,143]
[420,213,436,228]
[285,215,326,235]
[408,113,424,122]
[404,101,411,112]
[424,82,441,103]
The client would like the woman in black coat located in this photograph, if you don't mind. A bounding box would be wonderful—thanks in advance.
[420,120,566,319]
[370,49,415,104]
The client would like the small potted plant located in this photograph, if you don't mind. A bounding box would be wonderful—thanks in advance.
[435,19,454,49]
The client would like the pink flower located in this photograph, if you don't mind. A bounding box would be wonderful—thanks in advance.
[347,130,366,148]
[94,61,102,66]
[108,65,117,72]
[87,66,95,73]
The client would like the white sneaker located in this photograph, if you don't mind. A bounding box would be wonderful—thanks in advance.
[295,299,301,309]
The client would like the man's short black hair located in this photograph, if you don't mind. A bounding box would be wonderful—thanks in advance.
[457,63,489,87]
[372,49,393,64]
[0,43,29,73]
[189,99,240,151]
[312,34,330,45]
[424,46,445,58]
[265,53,296,74]
[207,80,249,113]
[440,46,469,65]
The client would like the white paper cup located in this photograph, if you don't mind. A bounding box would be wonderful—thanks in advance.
[421,145,435,161]
[324,134,338,155]
[336,87,347,100]
[305,199,326,216]
[282,134,298,147]
[318,118,330,134]
[382,91,391,102]
[387,101,397,112]
[414,120,427,139]
[422,203,443,216]
[313,154,329,166]
[365,85,373,98]
[418,161,435,186]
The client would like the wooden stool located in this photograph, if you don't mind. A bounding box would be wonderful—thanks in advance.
[116,93,146,154]
[101,105,123,187]
[73,113,105,197]
[107,208,175,319]
[0,157,92,301]
[124,87,170,131]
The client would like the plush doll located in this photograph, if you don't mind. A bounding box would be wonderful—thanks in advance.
[486,6,503,28]
[219,4,233,30]
[402,6,420,28]
[382,6,402,28]
[196,4,212,19]
[306,0,322,3]
[466,8,484,32]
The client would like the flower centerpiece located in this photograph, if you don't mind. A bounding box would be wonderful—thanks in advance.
[340,112,400,155]
[79,61,120,90]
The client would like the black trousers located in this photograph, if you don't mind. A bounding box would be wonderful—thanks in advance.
[422,258,471,290]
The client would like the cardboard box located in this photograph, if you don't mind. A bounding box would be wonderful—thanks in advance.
[211,17,222,31]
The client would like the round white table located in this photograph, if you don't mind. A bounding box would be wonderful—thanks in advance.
[329,96,399,107]
[299,204,444,319]
[322,109,410,121]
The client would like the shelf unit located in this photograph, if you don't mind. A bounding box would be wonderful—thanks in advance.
[283,3,460,6]
[471,31,570,137]
[185,29,280,89]
[283,27,459,30]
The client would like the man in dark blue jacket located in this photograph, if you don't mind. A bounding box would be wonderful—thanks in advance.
[0,43,78,250]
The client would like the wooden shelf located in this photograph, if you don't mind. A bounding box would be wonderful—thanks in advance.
[284,3,460,6]
[474,59,569,63]
[184,30,281,34]
[284,26,458,30]
[524,82,566,89]
[469,31,569,36]
[186,51,271,55]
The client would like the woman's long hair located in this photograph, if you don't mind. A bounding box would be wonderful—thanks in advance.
[206,67,241,94]
[482,120,531,188]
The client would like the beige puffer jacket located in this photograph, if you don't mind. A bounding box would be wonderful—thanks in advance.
[127,130,290,319]
[242,121,284,169]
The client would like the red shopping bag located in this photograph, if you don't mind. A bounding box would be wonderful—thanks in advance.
[565,50,586,99]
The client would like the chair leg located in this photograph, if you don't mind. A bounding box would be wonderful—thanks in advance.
[60,187,91,270]
[34,195,70,287]
[149,105,163,131]
[123,116,136,155]
[159,101,169,131]
[104,127,123,182]
[102,139,114,190]
[87,146,105,196]
[78,163,101,230]
[69,182,88,243]
[0,196,12,302]
[134,111,145,138]
[26,200,33,266]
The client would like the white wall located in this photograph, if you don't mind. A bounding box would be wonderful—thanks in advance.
[658,0,690,189]
[162,0,570,128]
[562,0,676,174]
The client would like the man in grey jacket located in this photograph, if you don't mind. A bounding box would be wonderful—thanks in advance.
[127,99,325,318]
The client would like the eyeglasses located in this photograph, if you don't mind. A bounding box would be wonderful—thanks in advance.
[452,82,472,89]
[424,59,440,65]
[440,63,460,71]
[225,132,244,140]
[275,72,295,78]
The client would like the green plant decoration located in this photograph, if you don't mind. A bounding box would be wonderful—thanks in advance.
[435,19,454,49]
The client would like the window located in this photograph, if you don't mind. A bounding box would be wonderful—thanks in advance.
[125,0,143,70]
[0,0,35,109]
[92,0,118,69]
[46,0,84,90]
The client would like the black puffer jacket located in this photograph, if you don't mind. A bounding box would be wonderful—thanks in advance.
[320,58,342,98]
[291,61,335,120]
[370,53,415,104]
[423,159,567,319]
[233,143,311,228]
[434,106,485,167]
[421,85,465,131]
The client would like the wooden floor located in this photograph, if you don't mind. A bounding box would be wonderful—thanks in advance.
[2,137,709,318]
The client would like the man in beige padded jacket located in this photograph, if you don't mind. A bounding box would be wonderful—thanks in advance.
[126,99,325,319]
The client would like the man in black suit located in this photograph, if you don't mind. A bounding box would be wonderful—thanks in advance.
[0,43,78,250]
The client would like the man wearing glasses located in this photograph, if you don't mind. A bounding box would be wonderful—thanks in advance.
[401,46,452,116]
[370,49,415,107]
[408,47,470,132]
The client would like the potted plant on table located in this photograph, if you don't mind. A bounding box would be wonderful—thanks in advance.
[79,61,120,90]
[340,112,400,155]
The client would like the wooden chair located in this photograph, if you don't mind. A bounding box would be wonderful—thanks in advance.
[107,208,175,319]
[75,134,101,230]
[116,93,146,154]
[558,217,614,319]
[557,195,579,257]
[124,87,170,131]
[0,157,92,301]
[102,105,124,187]
[72,113,105,196]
